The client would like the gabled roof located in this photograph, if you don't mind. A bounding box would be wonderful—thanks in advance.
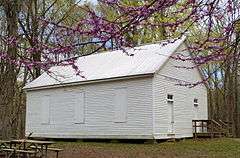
[24,37,186,90]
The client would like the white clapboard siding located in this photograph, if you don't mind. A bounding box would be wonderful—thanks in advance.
[153,43,208,139]
[74,92,85,123]
[41,95,50,124]
[25,77,153,139]
[114,88,128,123]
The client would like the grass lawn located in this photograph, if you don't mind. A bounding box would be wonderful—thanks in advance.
[51,138,240,158]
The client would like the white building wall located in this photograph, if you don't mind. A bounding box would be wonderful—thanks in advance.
[153,43,208,139]
[26,43,208,140]
[25,77,154,139]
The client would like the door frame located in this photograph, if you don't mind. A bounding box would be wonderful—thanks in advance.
[168,101,175,134]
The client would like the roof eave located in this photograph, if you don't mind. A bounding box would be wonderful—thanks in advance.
[24,73,154,91]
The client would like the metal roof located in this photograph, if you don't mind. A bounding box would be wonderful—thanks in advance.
[24,37,185,90]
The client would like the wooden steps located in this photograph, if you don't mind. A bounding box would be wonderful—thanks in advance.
[192,119,232,139]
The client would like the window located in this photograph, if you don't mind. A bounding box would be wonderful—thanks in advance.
[114,88,128,123]
[194,98,199,107]
[167,94,174,103]
[74,92,85,124]
[41,95,50,124]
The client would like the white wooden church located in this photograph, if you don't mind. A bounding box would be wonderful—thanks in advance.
[24,37,208,140]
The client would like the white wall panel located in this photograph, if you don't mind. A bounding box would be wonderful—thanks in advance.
[114,88,128,123]
[25,77,153,139]
[41,95,50,124]
[74,92,85,124]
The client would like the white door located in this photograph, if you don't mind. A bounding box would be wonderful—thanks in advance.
[194,105,199,120]
[193,105,201,132]
[168,102,174,133]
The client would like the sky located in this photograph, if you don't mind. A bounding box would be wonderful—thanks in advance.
[89,0,98,4]
[77,0,98,5]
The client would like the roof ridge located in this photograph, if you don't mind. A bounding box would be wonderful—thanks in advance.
[79,36,186,58]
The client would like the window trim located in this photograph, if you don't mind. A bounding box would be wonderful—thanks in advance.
[194,98,199,107]
[167,94,174,103]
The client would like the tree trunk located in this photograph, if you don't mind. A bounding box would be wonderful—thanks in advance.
[30,0,41,78]
[0,0,19,139]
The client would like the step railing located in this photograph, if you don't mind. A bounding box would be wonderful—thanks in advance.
[218,119,233,137]
[192,119,230,138]
[192,120,209,134]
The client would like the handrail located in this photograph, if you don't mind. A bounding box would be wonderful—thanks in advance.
[211,119,222,128]
[218,119,228,127]
[218,119,233,137]
[192,119,231,138]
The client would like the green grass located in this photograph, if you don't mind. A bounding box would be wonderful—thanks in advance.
[53,138,240,158]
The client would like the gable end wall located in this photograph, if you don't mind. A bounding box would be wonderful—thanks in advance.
[153,43,208,139]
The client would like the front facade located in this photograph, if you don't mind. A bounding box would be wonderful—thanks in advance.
[152,43,208,139]
[25,38,208,139]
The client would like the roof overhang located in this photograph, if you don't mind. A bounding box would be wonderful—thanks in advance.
[24,73,154,92]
